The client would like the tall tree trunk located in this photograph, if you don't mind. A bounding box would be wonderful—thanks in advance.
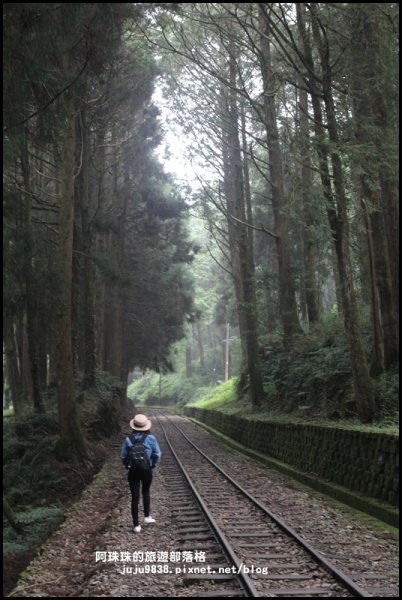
[38,342,48,391]
[48,331,57,389]
[240,106,256,296]
[103,270,114,374]
[94,132,106,371]
[185,342,193,379]
[307,5,376,422]
[114,157,128,390]
[225,44,264,407]
[107,146,128,410]
[195,322,205,370]
[72,163,83,373]
[259,6,302,342]
[80,106,96,387]
[350,4,399,372]
[224,322,230,382]
[56,86,88,462]
[296,6,342,321]
[22,311,33,405]
[294,231,308,323]
[220,87,248,365]
[4,320,22,415]
[3,237,23,414]
[379,172,399,315]
[297,84,320,324]
[104,142,120,376]
[20,129,44,413]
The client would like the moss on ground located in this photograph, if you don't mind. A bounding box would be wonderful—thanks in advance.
[179,377,399,434]
[188,377,239,409]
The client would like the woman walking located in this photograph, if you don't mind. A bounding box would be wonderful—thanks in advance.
[120,414,162,533]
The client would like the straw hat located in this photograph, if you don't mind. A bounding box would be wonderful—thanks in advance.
[130,414,152,431]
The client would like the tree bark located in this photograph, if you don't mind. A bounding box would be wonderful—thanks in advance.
[3,237,23,414]
[94,132,106,371]
[104,159,118,376]
[72,133,83,374]
[4,320,22,415]
[220,86,248,365]
[259,6,302,342]
[38,341,48,391]
[185,342,193,379]
[20,129,44,413]
[21,311,33,405]
[297,84,320,324]
[350,4,399,372]
[308,4,376,422]
[223,42,265,408]
[56,85,89,462]
[194,322,205,370]
[80,106,96,387]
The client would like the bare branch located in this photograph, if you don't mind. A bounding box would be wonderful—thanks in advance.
[206,244,233,278]
[228,213,278,239]
[4,45,90,132]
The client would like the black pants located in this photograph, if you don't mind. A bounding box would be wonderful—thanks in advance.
[128,469,153,526]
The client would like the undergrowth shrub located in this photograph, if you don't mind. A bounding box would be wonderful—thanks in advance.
[260,315,398,421]
[3,506,64,554]
[262,318,353,417]
[14,411,59,439]
[373,367,399,421]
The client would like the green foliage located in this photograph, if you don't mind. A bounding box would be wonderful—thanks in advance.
[3,408,63,507]
[3,506,64,554]
[3,438,32,463]
[77,370,123,439]
[261,317,354,417]
[162,378,211,407]
[13,412,59,439]
[93,213,120,235]
[128,369,204,406]
[2,369,123,594]
[256,314,398,425]
[128,371,159,404]
[181,384,216,406]
[189,377,239,410]
[3,370,119,511]
[373,368,399,423]
[120,112,196,371]
[128,367,237,408]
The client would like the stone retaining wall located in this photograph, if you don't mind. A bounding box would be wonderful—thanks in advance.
[184,408,399,506]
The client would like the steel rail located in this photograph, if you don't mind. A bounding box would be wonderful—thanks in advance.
[161,411,371,598]
[154,413,260,598]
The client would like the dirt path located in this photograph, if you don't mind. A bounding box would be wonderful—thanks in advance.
[8,436,188,597]
[8,448,127,597]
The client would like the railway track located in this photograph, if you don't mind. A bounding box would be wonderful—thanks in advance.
[152,411,371,598]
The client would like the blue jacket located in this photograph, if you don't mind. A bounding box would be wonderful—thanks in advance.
[120,432,161,468]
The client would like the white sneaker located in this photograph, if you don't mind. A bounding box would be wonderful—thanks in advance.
[144,516,156,524]
[133,525,141,533]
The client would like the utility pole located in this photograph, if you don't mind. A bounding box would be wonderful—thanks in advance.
[224,323,230,382]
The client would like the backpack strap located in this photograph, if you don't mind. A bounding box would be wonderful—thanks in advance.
[128,432,148,445]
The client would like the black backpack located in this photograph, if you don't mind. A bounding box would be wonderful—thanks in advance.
[127,433,151,471]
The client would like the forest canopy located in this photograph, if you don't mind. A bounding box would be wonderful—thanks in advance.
[4,3,196,461]
[3,3,399,458]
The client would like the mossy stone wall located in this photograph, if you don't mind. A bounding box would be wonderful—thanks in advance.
[184,408,399,506]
